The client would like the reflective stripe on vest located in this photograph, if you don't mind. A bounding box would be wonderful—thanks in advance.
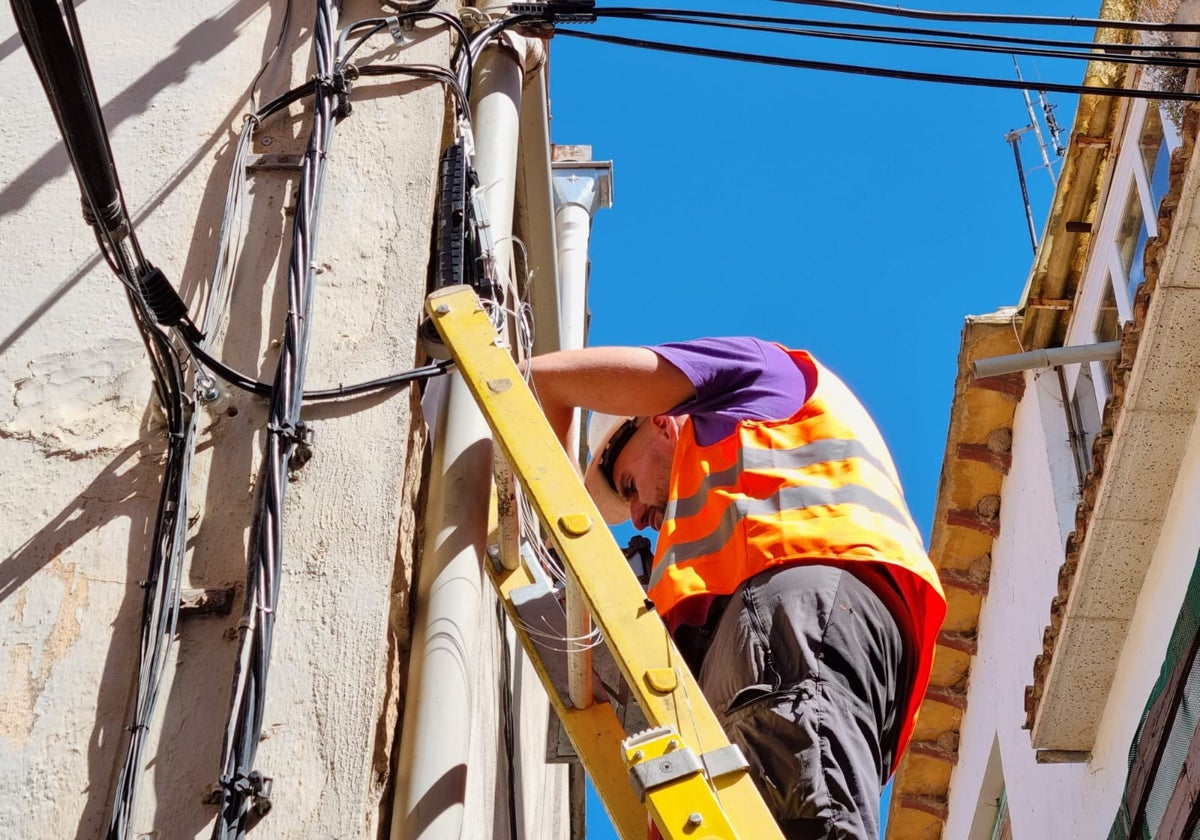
[651,480,915,589]
[662,437,897,523]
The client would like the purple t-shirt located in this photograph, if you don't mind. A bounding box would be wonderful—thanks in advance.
[650,337,809,446]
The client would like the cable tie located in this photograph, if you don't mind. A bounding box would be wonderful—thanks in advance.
[243,113,260,130]
[456,120,476,161]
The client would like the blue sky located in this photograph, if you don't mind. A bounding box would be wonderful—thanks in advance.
[546,0,1093,835]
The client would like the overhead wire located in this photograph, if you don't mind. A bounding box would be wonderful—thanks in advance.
[592,10,1200,72]
[557,29,1200,102]
[540,3,1200,104]
[761,0,1200,32]
[596,6,1200,54]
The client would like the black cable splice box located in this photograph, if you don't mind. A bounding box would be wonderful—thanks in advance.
[509,1,596,23]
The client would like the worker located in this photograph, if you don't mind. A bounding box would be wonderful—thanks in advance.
[529,337,946,840]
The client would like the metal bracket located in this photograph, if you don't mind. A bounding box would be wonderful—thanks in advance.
[623,729,750,801]
[701,744,750,781]
[623,726,703,801]
[179,586,237,617]
[245,153,304,172]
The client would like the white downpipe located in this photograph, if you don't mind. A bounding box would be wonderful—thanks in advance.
[391,30,532,840]
[517,63,563,357]
[392,373,492,840]
[552,162,611,710]
[555,206,591,353]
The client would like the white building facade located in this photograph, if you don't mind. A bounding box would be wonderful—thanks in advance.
[888,3,1200,835]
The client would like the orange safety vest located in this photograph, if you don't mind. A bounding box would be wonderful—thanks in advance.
[648,348,946,769]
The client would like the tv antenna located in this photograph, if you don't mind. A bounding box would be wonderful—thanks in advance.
[1006,58,1064,253]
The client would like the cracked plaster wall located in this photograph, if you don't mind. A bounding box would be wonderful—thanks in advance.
[0,2,570,838]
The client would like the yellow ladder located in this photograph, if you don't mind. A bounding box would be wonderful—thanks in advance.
[426,286,784,840]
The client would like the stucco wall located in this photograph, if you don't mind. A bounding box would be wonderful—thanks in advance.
[0,1,570,837]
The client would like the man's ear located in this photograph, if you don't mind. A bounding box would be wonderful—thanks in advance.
[650,414,680,440]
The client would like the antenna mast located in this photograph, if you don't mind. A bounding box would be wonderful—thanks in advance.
[1007,58,1064,253]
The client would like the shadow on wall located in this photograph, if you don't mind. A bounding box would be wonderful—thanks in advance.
[2,1,305,835]
[0,434,156,838]
[0,0,272,222]
[0,0,292,358]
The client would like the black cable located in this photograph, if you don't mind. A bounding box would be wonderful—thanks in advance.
[9,0,123,233]
[595,6,1200,54]
[497,600,519,840]
[188,339,451,399]
[211,3,340,835]
[594,11,1200,72]
[9,6,201,840]
[337,11,473,87]
[358,63,471,117]
[558,28,1200,102]
[763,0,1200,33]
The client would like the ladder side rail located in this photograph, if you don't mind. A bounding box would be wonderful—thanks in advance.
[427,287,784,840]
[486,555,647,840]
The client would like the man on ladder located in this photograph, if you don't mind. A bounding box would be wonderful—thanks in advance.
[529,337,946,840]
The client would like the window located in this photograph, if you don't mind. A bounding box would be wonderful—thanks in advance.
[1061,98,1181,474]
[968,737,1011,840]
[1095,280,1121,390]
[1116,184,1149,302]
[990,789,1013,840]
[1107,553,1200,839]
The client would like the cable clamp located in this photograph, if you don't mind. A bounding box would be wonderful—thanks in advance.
[271,420,315,473]
[219,768,274,817]
[331,68,354,119]
[136,265,204,344]
[385,15,408,46]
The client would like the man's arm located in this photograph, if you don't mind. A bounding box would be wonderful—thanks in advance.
[527,346,696,447]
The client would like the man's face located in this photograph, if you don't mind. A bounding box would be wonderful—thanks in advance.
[611,416,679,531]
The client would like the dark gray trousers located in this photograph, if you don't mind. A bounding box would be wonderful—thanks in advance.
[694,564,906,840]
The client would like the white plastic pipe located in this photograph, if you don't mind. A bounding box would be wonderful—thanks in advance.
[516,62,563,357]
[552,163,611,710]
[392,373,492,840]
[392,31,529,840]
[972,340,1122,378]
